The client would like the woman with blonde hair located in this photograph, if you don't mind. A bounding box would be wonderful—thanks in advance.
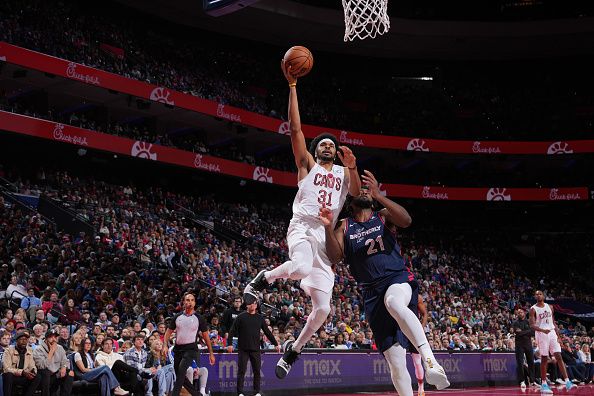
[145,339,175,396]
[69,331,84,353]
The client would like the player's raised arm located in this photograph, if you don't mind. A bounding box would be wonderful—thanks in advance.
[362,170,412,228]
[282,60,314,177]
[337,146,362,197]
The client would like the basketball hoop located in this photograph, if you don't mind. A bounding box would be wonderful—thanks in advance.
[342,0,390,42]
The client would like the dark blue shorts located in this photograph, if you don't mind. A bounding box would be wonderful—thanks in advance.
[362,272,418,353]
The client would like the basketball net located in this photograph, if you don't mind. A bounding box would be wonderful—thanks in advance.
[342,0,390,41]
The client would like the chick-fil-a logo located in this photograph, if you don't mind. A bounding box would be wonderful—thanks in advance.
[216,104,241,122]
[66,62,100,86]
[52,123,88,146]
[339,131,364,146]
[473,142,502,154]
[194,154,221,173]
[421,186,448,200]
[549,189,581,201]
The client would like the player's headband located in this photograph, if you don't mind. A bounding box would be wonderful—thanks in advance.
[317,138,335,151]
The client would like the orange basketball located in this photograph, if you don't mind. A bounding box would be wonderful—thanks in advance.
[283,46,314,78]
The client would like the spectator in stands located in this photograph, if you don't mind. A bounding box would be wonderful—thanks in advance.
[33,328,73,396]
[6,276,27,302]
[61,298,81,330]
[578,343,593,383]
[21,287,42,322]
[561,341,586,383]
[42,292,63,324]
[95,338,140,393]
[123,334,153,394]
[2,330,41,396]
[67,331,81,352]
[57,326,70,351]
[222,296,243,341]
[73,336,129,395]
[145,339,175,396]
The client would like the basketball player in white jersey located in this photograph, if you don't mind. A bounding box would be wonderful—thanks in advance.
[530,290,575,393]
[243,61,361,379]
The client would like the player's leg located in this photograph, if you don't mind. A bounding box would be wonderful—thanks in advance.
[383,344,413,396]
[267,238,314,282]
[275,285,331,379]
[244,233,314,300]
[383,282,449,390]
[411,353,425,395]
[537,332,554,394]
[553,351,574,390]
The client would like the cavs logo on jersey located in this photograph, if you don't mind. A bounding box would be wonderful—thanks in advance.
[313,173,342,191]
[538,311,552,320]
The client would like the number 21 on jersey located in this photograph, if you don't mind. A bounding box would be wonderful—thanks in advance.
[365,235,385,255]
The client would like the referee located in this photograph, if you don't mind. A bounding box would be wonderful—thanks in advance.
[512,307,535,387]
[227,296,280,396]
[164,292,216,396]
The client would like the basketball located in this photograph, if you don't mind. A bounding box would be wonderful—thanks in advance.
[283,46,314,78]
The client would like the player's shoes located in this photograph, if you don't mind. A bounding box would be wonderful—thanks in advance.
[520,381,526,389]
[423,357,450,390]
[566,379,576,390]
[275,340,300,379]
[418,388,425,396]
[540,383,553,394]
[243,270,269,302]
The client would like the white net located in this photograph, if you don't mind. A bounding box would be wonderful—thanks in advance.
[342,0,390,42]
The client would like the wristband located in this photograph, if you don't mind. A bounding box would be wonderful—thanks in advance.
[289,82,297,87]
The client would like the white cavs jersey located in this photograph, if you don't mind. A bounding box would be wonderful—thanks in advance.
[288,163,350,292]
[531,302,561,356]
[531,303,554,331]
[292,163,349,225]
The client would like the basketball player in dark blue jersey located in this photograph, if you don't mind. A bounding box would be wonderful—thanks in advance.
[321,170,449,395]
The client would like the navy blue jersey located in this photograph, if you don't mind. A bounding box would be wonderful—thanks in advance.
[344,212,412,289]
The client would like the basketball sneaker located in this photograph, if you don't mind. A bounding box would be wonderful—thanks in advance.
[243,270,269,302]
[540,382,553,394]
[566,379,576,390]
[418,388,425,396]
[275,340,300,379]
[422,357,450,390]
[520,381,526,389]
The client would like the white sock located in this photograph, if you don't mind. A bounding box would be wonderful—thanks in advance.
[265,239,314,282]
[292,286,331,352]
[383,283,436,364]
[384,344,414,396]
[198,367,208,391]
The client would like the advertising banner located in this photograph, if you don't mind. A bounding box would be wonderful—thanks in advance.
[200,352,516,394]
[1,42,594,155]
[0,111,588,201]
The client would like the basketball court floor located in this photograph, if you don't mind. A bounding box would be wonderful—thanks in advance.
[309,384,594,395]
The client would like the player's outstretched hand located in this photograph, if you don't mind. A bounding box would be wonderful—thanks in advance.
[361,170,381,198]
[275,345,281,353]
[209,353,216,366]
[281,60,297,85]
[338,146,356,169]
[319,206,333,227]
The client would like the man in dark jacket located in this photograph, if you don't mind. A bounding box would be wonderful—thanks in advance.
[227,297,280,396]
[512,308,535,387]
